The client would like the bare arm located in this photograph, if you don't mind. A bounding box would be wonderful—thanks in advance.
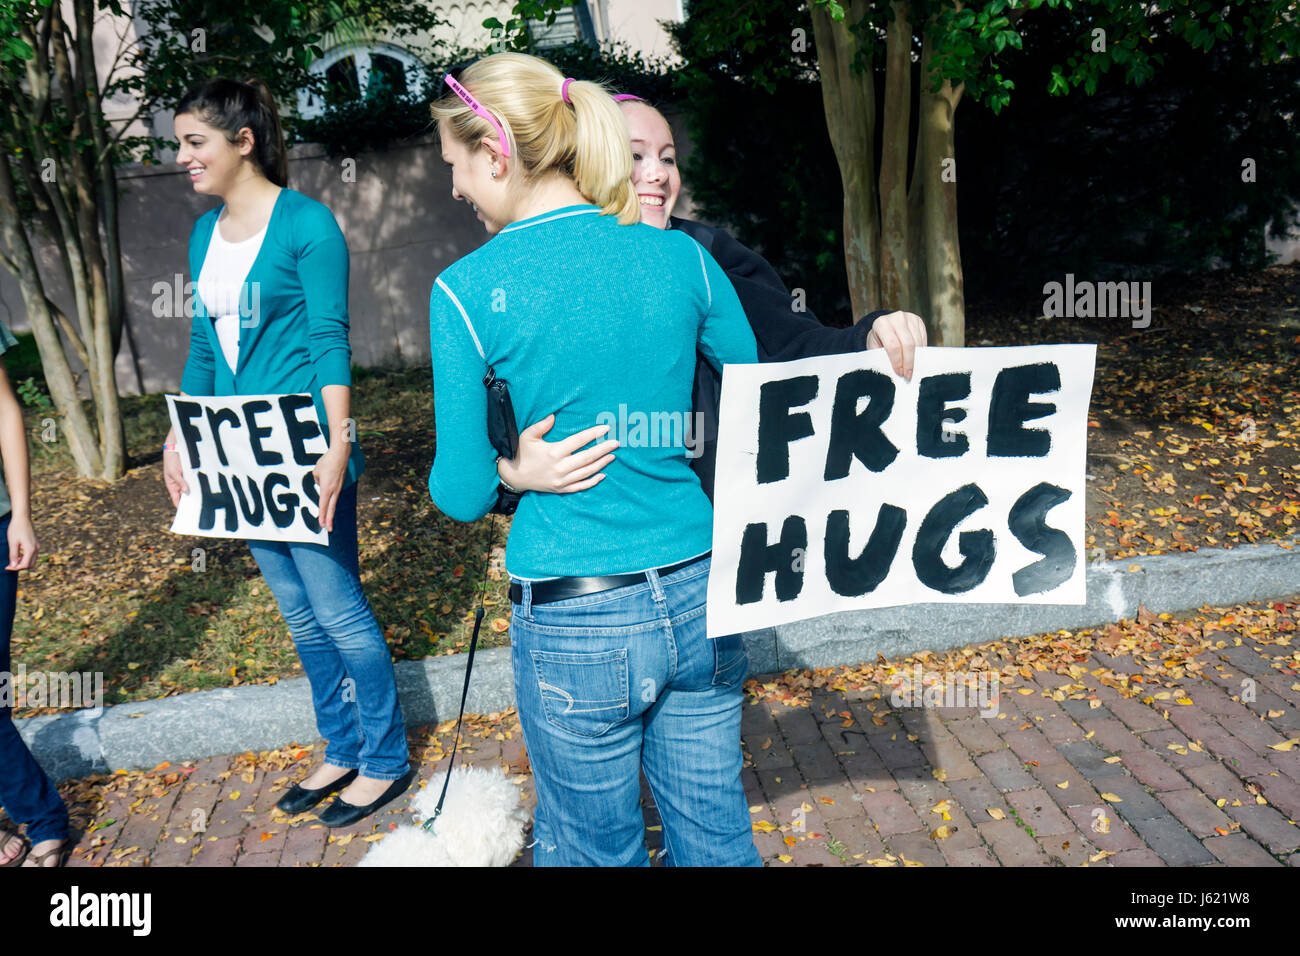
[0,362,38,570]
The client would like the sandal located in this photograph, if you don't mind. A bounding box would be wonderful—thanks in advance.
[0,825,28,867]
[21,837,70,868]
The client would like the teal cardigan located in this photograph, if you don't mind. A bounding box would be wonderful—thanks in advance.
[428,204,758,579]
[180,187,364,486]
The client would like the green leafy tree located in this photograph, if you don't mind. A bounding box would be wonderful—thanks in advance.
[489,0,1299,346]
[786,0,1298,344]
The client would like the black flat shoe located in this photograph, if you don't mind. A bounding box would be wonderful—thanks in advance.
[277,768,359,815]
[317,769,416,828]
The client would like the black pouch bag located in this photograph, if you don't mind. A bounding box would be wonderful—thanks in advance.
[484,367,522,515]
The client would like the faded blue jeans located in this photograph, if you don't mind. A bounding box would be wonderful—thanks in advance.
[246,482,409,779]
[510,555,761,867]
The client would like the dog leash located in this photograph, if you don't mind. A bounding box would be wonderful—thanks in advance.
[422,515,497,832]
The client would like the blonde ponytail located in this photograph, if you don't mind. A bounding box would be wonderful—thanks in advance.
[431,53,638,224]
[562,79,639,224]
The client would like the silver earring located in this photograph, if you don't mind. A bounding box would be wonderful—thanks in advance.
[490,167,498,179]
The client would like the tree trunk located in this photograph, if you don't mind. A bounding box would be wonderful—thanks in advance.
[905,45,930,322]
[916,18,966,347]
[1,2,125,479]
[811,0,881,321]
[878,0,913,312]
[0,160,103,475]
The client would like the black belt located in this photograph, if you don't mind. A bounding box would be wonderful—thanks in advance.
[509,552,710,606]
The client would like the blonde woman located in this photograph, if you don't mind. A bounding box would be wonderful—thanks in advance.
[427,53,761,866]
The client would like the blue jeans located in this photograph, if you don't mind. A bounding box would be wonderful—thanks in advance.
[510,556,761,867]
[246,483,408,779]
[0,513,71,844]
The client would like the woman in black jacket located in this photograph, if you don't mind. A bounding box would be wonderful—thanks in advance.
[495,96,927,501]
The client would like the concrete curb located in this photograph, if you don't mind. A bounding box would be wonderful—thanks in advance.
[760,535,1300,671]
[19,648,516,783]
[19,536,1300,782]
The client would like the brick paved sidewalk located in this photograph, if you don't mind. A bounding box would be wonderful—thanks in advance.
[26,611,1300,867]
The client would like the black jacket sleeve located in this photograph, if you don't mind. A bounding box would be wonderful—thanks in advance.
[670,216,892,361]
[671,216,895,501]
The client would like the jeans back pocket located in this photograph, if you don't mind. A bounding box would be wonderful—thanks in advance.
[711,634,749,688]
[530,648,630,738]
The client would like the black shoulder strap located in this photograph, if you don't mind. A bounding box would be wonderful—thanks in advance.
[422,515,496,831]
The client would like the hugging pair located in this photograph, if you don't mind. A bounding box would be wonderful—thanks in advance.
[154,52,924,865]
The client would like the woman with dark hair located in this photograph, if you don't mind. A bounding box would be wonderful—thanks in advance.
[497,97,928,501]
[161,77,411,827]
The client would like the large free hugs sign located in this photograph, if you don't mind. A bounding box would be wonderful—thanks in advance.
[706,345,1097,637]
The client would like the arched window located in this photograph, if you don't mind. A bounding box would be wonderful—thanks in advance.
[298,42,429,119]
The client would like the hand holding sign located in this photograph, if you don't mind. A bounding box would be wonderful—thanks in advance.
[707,345,1097,636]
[165,393,331,544]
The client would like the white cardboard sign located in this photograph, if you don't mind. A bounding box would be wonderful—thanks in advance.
[707,345,1097,637]
[166,393,330,544]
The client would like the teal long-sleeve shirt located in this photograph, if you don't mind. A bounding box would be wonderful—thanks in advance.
[427,204,758,579]
[180,187,364,486]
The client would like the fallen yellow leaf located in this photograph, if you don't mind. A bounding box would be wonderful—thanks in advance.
[986,808,1006,820]
[1101,793,1123,803]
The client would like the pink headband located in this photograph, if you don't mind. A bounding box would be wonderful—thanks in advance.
[443,72,511,157]
[612,94,645,103]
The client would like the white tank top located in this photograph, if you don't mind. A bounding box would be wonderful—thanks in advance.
[196,217,268,373]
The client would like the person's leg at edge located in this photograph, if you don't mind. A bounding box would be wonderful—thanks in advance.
[0,513,71,864]
[640,560,761,867]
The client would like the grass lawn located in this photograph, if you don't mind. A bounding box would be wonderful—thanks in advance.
[10,364,509,714]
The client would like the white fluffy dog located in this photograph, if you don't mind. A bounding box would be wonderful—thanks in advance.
[358,764,531,867]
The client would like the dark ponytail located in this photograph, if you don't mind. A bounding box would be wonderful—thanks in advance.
[176,76,289,187]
